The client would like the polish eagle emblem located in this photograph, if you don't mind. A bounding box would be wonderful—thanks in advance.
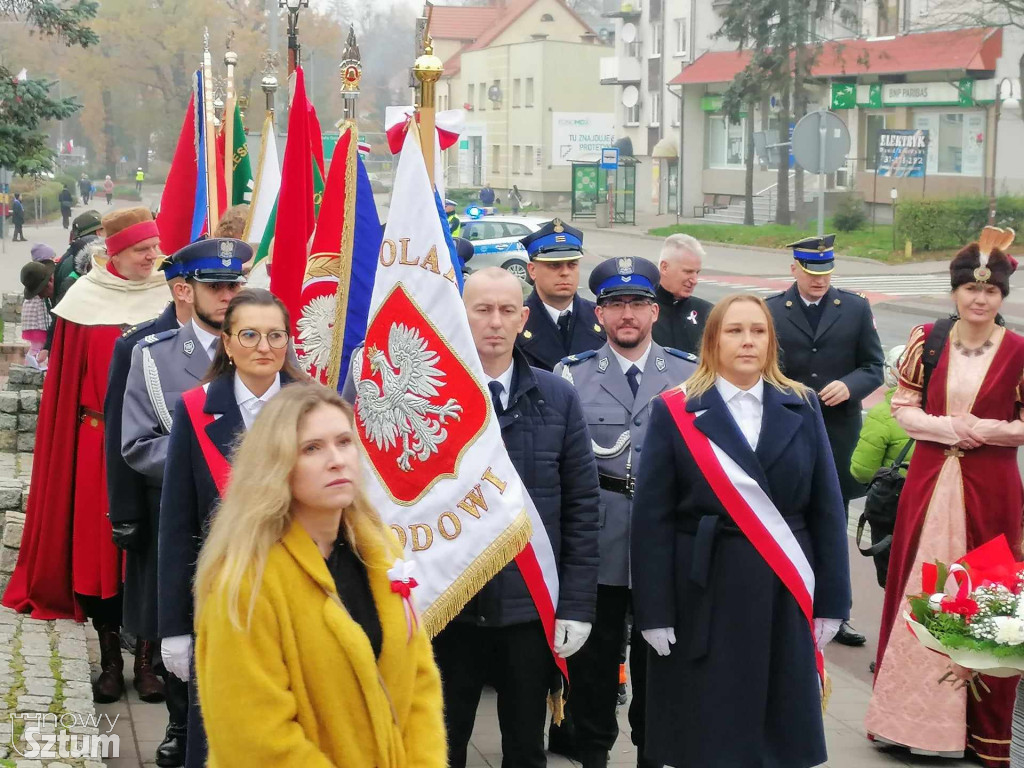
[296,294,336,375]
[355,323,463,472]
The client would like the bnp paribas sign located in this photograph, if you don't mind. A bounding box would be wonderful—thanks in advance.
[831,79,976,110]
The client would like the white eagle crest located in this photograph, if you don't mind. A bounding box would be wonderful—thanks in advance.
[296,294,336,374]
[355,323,463,472]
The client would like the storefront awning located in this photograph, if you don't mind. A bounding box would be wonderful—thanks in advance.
[669,27,1002,86]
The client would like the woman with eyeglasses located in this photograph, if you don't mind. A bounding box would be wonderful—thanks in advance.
[158,288,306,768]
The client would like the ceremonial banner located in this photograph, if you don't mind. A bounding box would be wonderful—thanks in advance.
[244,111,281,248]
[297,125,382,387]
[157,92,199,255]
[384,106,465,200]
[229,103,254,206]
[354,123,551,639]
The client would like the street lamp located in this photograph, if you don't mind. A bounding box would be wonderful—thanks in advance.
[279,0,309,76]
[989,77,1019,223]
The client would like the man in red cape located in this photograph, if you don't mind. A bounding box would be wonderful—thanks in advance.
[3,207,171,703]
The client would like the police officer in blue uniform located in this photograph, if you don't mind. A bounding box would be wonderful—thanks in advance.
[118,238,248,766]
[554,257,696,768]
[765,234,883,648]
[517,219,605,371]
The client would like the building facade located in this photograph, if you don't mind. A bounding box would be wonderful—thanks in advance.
[601,0,1024,220]
[434,0,614,205]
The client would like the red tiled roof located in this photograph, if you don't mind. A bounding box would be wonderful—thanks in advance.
[669,26,1002,86]
[431,5,505,41]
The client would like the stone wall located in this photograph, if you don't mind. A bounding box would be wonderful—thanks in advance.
[0,292,29,381]
[0,366,44,595]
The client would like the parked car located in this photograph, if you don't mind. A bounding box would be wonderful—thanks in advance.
[461,215,545,284]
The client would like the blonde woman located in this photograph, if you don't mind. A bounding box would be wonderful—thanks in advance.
[630,293,851,768]
[194,383,446,767]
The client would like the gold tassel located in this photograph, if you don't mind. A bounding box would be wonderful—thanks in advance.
[547,687,566,726]
[820,669,832,715]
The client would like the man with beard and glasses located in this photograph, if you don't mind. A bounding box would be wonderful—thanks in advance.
[553,256,696,768]
[117,238,249,767]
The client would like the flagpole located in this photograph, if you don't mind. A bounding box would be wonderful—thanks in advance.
[224,47,238,207]
[413,14,443,188]
[326,26,363,391]
[203,30,221,233]
[242,60,280,244]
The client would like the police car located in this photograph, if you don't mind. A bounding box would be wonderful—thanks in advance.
[461,215,546,284]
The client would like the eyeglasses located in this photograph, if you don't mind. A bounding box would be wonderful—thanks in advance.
[601,299,654,312]
[233,329,289,349]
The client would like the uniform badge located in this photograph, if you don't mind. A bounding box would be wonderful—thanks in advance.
[616,257,633,275]
[593,323,602,333]
[786,300,793,307]
[597,357,609,372]
[219,240,234,267]
[523,330,533,339]
[834,298,841,305]
[183,339,195,356]
[656,356,666,372]
[553,219,564,233]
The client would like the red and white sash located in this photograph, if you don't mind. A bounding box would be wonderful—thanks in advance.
[662,389,825,689]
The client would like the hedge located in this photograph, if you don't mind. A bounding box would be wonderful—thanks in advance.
[895,196,1024,251]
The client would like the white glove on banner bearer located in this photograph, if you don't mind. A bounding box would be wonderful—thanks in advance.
[554,620,592,658]
[161,634,193,681]
[642,627,676,657]
[814,618,842,651]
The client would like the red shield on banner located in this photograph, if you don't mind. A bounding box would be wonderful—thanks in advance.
[355,284,488,505]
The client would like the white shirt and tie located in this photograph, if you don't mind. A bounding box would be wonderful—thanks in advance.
[191,319,220,360]
[234,373,282,430]
[714,376,764,450]
[486,361,515,411]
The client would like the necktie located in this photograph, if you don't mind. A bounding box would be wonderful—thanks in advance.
[626,364,640,397]
[488,381,505,416]
[804,301,822,332]
[557,311,571,351]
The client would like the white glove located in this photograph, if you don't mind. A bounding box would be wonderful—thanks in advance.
[642,627,676,657]
[553,619,592,659]
[814,618,842,651]
[161,635,193,681]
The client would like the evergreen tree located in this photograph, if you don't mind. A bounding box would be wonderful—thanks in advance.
[0,0,98,175]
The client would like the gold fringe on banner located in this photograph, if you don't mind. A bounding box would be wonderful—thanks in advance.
[326,122,359,391]
[421,509,533,638]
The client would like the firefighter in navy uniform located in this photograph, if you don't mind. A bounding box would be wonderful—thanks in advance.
[765,234,883,648]
[554,256,696,768]
[517,219,605,371]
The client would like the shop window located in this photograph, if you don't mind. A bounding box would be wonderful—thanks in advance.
[707,114,746,168]
[865,114,887,171]
[913,110,985,176]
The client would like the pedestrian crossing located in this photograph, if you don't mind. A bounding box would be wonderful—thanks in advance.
[699,274,951,298]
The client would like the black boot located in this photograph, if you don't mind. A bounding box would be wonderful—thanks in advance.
[134,640,166,703]
[155,723,187,767]
[93,626,125,703]
[580,750,609,768]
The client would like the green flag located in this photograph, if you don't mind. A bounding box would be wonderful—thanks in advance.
[253,154,324,265]
[231,103,254,206]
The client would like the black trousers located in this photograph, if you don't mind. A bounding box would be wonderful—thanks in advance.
[434,620,553,768]
[12,222,24,241]
[562,586,650,761]
[61,207,70,229]
[75,592,122,631]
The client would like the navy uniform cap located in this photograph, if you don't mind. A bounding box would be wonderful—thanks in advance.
[166,237,252,283]
[589,256,659,300]
[520,218,583,262]
[788,233,836,275]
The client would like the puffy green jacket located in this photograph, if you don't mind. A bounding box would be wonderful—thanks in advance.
[850,388,914,485]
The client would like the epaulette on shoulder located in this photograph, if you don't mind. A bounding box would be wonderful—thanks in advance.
[664,347,698,363]
[560,349,598,366]
[837,287,868,300]
[138,328,179,348]
[764,291,785,301]
[122,318,156,338]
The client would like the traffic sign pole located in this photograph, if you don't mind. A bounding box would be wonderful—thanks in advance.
[818,109,827,238]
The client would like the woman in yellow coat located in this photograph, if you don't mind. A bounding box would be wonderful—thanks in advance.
[193,383,447,767]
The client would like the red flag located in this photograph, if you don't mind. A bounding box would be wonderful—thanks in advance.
[157,94,198,256]
[269,67,316,337]
[308,102,325,178]
[215,129,228,219]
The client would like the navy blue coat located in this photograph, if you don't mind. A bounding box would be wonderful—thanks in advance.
[516,291,605,372]
[103,302,177,638]
[630,383,850,768]
[457,350,600,627]
[766,284,884,501]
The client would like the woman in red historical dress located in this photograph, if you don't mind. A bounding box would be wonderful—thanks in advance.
[865,227,1024,765]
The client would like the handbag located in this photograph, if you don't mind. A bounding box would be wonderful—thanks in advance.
[856,437,914,588]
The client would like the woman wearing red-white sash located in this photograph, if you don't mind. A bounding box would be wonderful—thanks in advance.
[866,229,1024,765]
[631,293,851,768]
